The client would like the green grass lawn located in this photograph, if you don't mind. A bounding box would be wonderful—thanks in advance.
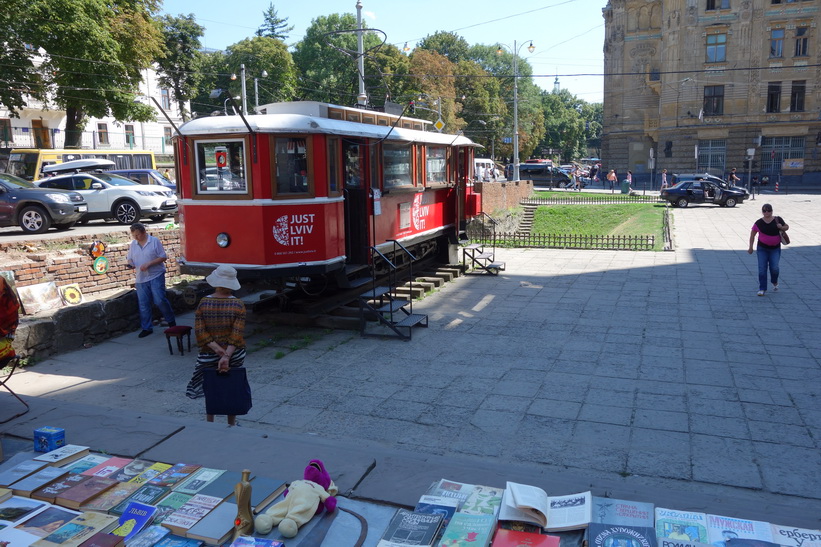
[532,190,654,201]
[531,203,666,250]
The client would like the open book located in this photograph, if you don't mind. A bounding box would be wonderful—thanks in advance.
[498,482,592,532]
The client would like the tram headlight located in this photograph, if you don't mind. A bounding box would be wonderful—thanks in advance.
[216,233,231,248]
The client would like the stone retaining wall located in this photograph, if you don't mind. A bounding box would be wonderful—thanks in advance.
[474,180,534,213]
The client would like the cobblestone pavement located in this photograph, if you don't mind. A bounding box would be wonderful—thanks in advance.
[8,191,821,528]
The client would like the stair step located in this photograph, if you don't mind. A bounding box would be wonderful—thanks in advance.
[393,314,428,328]
[469,252,493,260]
[361,285,391,298]
[463,243,483,250]
[416,276,445,288]
[394,285,426,299]
[377,300,410,313]
[488,262,506,271]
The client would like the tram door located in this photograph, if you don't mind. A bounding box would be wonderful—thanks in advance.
[343,140,369,265]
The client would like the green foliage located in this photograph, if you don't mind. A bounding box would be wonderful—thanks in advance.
[155,14,204,122]
[226,37,297,106]
[418,32,471,63]
[256,2,294,40]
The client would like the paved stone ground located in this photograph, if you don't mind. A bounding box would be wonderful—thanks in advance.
[6,191,821,528]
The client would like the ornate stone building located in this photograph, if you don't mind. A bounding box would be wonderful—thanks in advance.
[602,0,820,189]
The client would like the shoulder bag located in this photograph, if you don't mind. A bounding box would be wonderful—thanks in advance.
[777,217,790,245]
[202,367,253,416]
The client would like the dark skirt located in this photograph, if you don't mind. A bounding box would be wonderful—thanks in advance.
[185,348,247,400]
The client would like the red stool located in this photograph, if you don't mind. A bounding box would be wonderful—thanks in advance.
[164,326,193,356]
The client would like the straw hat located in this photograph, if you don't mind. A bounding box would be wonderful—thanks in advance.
[206,265,240,290]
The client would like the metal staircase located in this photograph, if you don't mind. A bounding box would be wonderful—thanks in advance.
[462,212,506,275]
[358,240,428,340]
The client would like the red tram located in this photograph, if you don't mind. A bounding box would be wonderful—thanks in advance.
[173,101,481,286]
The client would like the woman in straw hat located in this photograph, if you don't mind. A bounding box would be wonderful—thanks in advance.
[186,264,247,426]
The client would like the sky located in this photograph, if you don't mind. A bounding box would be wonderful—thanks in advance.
[159,0,606,103]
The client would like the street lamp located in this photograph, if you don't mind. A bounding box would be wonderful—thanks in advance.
[497,40,535,181]
[254,70,268,110]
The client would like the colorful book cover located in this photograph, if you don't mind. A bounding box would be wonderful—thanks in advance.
[424,479,475,510]
[0,496,50,525]
[437,512,495,546]
[161,494,221,534]
[413,495,458,532]
[32,511,118,547]
[147,465,202,489]
[152,492,194,524]
[460,484,504,517]
[124,525,170,547]
[81,483,142,513]
[0,460,49,487]
[228,537,284,547]
[33,445,91,466]
[56,477,119,509]
[656,508,709,544]
[172,469,225,497]
[81,458,133,479]
[592,497,655,527]
[110,485,170,516]
[77,531,123,547]
[32,475,91,504]
[109,502,158,542]
[111,461,154,484]
[589,523,659,547]
[155,534,204,547]
[129,463,173,486]
[14,506,83,538]
[377,508,442,547]
[493,528,562,547]
[706,514,774,545]
[62,456,112,476]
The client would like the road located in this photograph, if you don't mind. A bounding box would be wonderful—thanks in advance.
[0,218,170,243]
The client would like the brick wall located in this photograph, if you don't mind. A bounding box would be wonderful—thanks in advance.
[1,229,181,298]
[474,180,534,214]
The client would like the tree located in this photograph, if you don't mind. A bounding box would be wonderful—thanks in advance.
[540,89,587,161]
[188,50,231,118]
[292,13,382,105]
[0,0,44,116]
[9,0,163,147]
[225,37,297,110]
[256,3,293,40]
[407,50,461,132]
[417,31,471,63]
[155,14,204,122]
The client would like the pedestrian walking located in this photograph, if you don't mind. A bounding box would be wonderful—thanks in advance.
[186,265,248,426]
[607,169,617,191]
[127,222,176,338]
[729,168,741,186]
[747,203,789,296]
[660,169,668,191]
[626,170,633,191]
[751,176,759,199]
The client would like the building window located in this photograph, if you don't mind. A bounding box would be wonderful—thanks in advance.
[703,85,724,116]
[0,119,11,143]
[761,136,804,174]
[697,139,726,173]
[766,82,782,113]
[97,123,109,145]
[706,0,730,9]
[794,27,809,56]
[770,29,784,58]
[706,34,727,62]
[161,89,171,110]
[790,81,805,112]
[125,124,135,146]
[164,127,173,145]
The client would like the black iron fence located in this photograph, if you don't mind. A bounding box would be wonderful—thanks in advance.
[523,195,663,205]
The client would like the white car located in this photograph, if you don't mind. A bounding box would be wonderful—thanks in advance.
[37,172,177,224]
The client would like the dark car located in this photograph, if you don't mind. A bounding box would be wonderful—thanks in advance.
[108,169,176,192]
[662,173,749,208]
[0,173,87,234]
[519,164,576,188]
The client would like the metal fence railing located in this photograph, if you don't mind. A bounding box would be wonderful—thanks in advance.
[477,232,656,251]
[523,195,663,205]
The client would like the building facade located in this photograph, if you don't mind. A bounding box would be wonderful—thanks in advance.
[602,0,820,190]
[0,68,183,161]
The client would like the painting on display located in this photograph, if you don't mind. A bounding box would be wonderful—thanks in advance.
[16,282,63,315]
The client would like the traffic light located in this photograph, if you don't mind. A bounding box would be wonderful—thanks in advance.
[409,100,415,114]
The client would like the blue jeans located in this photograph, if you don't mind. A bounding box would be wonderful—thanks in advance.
[756,246,780,292]
[136,275,175,330]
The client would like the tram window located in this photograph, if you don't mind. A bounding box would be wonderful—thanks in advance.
[194,140,248,194]
[383,143,411,189]
[343,141,364,188]
[274,137,310,194]
[327,138,340,194]
[427,146,446,183]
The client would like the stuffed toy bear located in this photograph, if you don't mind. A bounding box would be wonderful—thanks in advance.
[254,459,338,538]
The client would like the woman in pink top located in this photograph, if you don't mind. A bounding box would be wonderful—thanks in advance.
[747,203,789,296]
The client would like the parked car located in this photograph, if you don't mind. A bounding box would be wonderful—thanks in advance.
[108,169,176,192]
[37,172,177,224]
[662,173,749,208]
[519,163,577,188]
[0,173,87,234]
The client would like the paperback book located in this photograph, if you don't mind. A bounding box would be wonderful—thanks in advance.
[655,508,709,544]
[769,524,821,547]
[705,514,774,545]
[376,508,443,547]
[33,446,91,467]
[32,475,91,504]
[589,522,659,547]
[160,494,222,536]
[109,502,158,542]
[80,483,142,514]
[228,537,284,547]
[148,465,202,490]
[81,458,133,479]
[110,485,170,516]
[184,502,237,546]
[592,497,654,527]
[124,525,170,547]
[152,492,193,524]
[129,464,173,486]
[172,469,225,497]
[112,461,154,484]
[460,484,504,517]
[32,511,118,547]
[492,528,562,547]
[424,479,475,510]
[14,506,83,537]
[155,534,204,547]
[62,456,112,476]
[0,461,49,488]
[0,496,50,525]
[10,467,68,497]
[499,483,592,531]
[56,477,119,510]
[413,495,458,531]
[437,512,495,547]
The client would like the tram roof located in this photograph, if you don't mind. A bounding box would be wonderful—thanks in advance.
[178,103,477,147]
